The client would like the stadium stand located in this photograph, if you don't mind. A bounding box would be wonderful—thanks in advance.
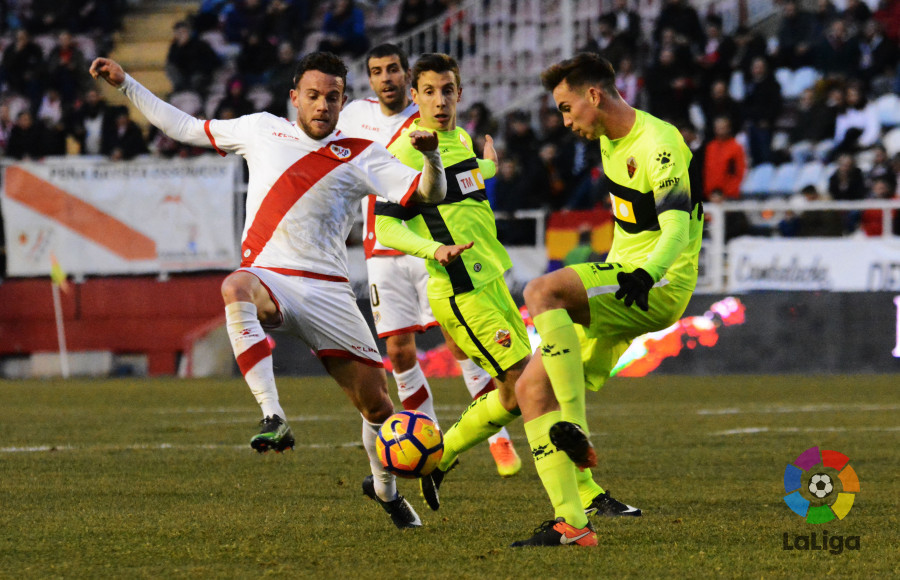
[1,0,899,376]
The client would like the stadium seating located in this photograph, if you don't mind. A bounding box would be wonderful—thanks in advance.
[774,66,821,100]
[168,91,204,117]
[794,161,825,191]
[770,163,801,196]
[855,148,877,172]
[883,127,900,157]
[739,163,775,196]
[874,93,900,128]
[789,140,815,163]
[790,67,820,99]
[728,69,745,101]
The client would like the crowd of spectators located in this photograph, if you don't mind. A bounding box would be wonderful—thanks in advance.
[0,0,898,239]
[470,0,900,240]
[0,2,131,159]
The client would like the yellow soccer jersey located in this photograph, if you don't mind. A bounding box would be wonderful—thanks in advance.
[383,121,507,299]
[601,109,703,290]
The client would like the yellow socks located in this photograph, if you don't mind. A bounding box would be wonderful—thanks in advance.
[533,309,587,429]
[524,411,589,528]
[439,389,519,471]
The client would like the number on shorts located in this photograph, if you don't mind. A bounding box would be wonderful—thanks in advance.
[370,284,380,307]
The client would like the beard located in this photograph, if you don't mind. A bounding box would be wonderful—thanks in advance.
[298,116,337,140]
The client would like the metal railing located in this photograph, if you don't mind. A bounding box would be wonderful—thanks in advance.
[701,198,900,293]
[348,0,779,123]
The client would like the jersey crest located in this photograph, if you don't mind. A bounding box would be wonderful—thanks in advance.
[329,143,352,159]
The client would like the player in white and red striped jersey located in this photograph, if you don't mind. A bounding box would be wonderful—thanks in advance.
[90,52,455,529]
[337,44,522,478]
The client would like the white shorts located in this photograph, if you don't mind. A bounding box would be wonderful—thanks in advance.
[366,254,438,338]
[242,267,383,367]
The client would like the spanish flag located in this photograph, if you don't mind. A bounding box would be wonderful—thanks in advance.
[50,253,70,293]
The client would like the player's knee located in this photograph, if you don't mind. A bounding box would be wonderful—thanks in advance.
[220,274,253,303]
[495,368,523,411]
[497,385,518,412]
[361,395,394,424]
[513,374,531,404]
[514,374,556,412]
[385,335,417,372]
[523,275,559,314]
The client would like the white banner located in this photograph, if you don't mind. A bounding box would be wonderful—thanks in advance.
[727,237,900,292]
[2,156,241,277]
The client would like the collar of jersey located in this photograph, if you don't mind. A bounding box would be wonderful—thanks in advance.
[608,108,645,146]
[409,118,460,138]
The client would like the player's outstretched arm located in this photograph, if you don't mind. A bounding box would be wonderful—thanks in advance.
[434,242,474,266]
[89,57,126,88]
[376,213,473,265]
[408,129,447,204]
[89,57,211,149]
[375,214,445,260]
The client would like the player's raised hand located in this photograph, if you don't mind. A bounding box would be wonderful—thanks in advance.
[410,130,439,152]
[434,241,474,266]
[482,134,498,164]
[89,58,126,88]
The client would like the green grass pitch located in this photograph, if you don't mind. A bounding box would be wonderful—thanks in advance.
[0,374,896,578]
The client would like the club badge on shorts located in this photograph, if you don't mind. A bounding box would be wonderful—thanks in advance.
[372,311,382,325]
[494,329,511,348]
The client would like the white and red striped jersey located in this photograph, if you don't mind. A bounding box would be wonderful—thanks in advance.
[337,98,419,259]
[118,75,421,282]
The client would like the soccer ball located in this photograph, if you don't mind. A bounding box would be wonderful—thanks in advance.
[375,411,443,478]
[808,473,834,498]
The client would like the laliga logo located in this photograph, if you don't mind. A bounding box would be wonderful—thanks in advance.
[782,446,861,555]
[783,446,859,523]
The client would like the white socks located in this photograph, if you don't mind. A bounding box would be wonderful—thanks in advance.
[225,301,285,420]
[362,416,397,501]
[394,362,438,426]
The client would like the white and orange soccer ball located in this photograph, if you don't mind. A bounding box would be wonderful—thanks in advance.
[375,411,443,478]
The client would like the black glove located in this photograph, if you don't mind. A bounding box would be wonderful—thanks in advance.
[615,268,654,311]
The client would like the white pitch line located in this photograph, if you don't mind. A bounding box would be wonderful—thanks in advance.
[0,442,362,453]
[697,403,900,416]
[154,409,349,422]
[711,426,900,436]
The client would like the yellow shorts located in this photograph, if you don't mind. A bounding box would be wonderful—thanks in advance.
[568,262,694,390]
[429,276,531,377]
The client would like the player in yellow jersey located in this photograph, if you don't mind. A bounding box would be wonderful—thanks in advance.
[374,55,529,503]
[338,44,523,479]
[376,55,643,542]
[511,53,703,547]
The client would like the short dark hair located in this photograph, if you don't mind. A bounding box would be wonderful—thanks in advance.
[411,53,460,89]
[366,43,409,74]
[292,51,348,89]
[541,52,617,93]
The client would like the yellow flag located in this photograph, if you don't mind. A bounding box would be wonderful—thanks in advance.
[50,253,70,293]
